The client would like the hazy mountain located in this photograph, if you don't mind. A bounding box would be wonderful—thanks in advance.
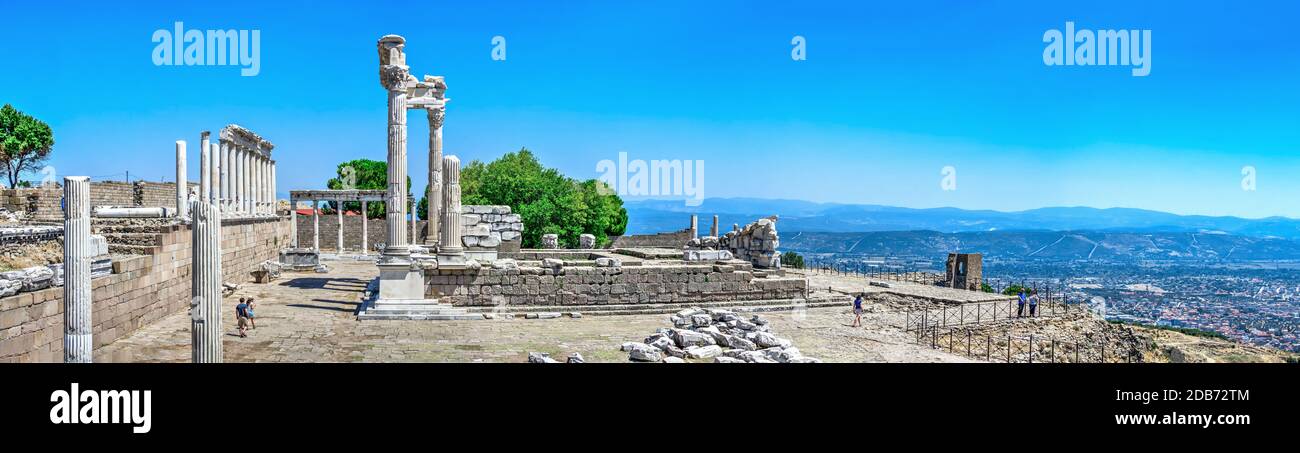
[779,230,1300,261]
[623,198,1300,240]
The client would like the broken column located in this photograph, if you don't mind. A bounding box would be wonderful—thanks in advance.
[438,155,465,263]
[290,197,298,248]
[190,199,223,363]
[63,176,92,363]
[210,141,220,205]
[711,215,719,237]
[361,200,369,254]
[200,131,211,203]
[690,215,698,238]
[337,198,344,252]
[313,199,320,252]
[175,140,188,218]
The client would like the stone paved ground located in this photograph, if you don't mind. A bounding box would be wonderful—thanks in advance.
[95,259,971,363]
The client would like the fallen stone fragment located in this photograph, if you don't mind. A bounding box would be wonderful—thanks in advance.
[662,356,686,363]
[684,345,723,359]
[672,328,717,348]
[567,352,585,363]
[528,352,559,363]
[714,357,745,363]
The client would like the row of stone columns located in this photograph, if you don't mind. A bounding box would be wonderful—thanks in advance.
[218,137,276,217]
[292,197,375,254]
[175,133,278,219]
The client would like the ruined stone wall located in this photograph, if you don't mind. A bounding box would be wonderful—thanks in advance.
[1,181,199,223]
[427,263,807,307]
[0,217,290,362]
[462,205,522,251]
[608,228,695,249]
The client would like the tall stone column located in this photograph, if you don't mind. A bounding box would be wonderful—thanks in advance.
[234,147,244,215]
[176,140,188,219]
[438,155,464,260]
[190,199,222,363]
[711,215,719,237]
[312,199,320,252]
[210,142,220,205]
[361,200,369,254]
[63,176,92,363]
[425,107,443,247]
[270,162,277,215]
[409,196,417,245]
[253,156,262,215]
[690,215,698,238]
[337,198,344,253]
[200,132,211,203]
[290,198,298,248]
[380,61,411,257]
[220,140,230,211]
[242,148,251,214]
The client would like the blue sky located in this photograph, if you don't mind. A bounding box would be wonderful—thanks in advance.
[2,0,1297,218]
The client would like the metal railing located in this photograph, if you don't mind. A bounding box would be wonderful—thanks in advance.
[905,299,1063,332]
[916,326,1143,363]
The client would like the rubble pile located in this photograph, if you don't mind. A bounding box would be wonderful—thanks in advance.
[719,216,780,269]
[620,307,821,363]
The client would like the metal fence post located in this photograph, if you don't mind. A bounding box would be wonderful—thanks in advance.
[986,335,992,362]
[1028,334,1034,363]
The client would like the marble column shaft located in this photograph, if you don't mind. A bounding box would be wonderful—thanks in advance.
[210,142,220,205]
[361,200,369,254]
[337,198,344,252]
[63,176,92,363]
[200,132,211,202]
[384,87,409,256]
[438,155,463,256]
[426,108,443,246]
[176,141,188,219]
[312,200,320,252]
[190,199,223,363]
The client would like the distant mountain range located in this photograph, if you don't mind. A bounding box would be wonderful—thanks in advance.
[623,198,1300,241]
[779,230,1300,261]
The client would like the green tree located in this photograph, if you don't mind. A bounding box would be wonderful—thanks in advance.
[780,251,806,269]
[323,159,409,218]
[424,148,627,248]
[0,104,55,188]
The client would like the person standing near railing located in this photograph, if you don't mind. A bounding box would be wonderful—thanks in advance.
[1016,290,1027,318]
[1029,290,1039,317]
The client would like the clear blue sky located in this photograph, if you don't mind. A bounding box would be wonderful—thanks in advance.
[2,0,1297,218]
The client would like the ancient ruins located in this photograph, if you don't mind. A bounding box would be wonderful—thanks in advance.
[0,34,1191,365]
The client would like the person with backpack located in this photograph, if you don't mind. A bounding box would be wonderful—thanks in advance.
[235,297,250,337]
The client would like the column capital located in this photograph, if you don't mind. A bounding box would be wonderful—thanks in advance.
[427,107,445,130]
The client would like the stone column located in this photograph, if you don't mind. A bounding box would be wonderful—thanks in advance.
[242,148,251,214]
[361,200,369,254]
[190,199,222,363]
[200,132,211,203]
[337,198,344,253]
[176,140,188,219]
[380,38,411,258]
[690,215,698,238]
[312,199,320,252]
[438,155,464,259]
[210,142,221,205]
[290,198,298,248]
[233,147,243,215]
[253,156,262,215]
[425,107,443,246]
[267,160,275,213]
[409,196,417,245]
[63,176,92,363]
[711,215,719,237]
[220,140,230,211]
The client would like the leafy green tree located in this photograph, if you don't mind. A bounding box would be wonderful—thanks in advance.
[780,251,806,269]
[323,158,408,218]
[0,104,55,188]
[1002,284,1032,296]
[424,148,627,248]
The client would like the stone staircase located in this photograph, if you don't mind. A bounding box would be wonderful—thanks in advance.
[355,279,482,320]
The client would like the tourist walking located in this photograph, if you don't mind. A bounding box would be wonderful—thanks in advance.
[851,294,864,327]
[1016,290,1026,318]
[235,297,250,337]
[246,297,257,329]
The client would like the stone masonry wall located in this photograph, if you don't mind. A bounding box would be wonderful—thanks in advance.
[0,217,290,362]
[427,263,807,307]
[0,181,199,223]
[609,228,695,249]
